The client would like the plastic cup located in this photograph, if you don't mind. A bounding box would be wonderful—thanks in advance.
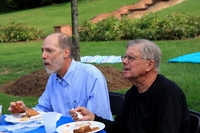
[0,105,2,123]
[41,112,57,133]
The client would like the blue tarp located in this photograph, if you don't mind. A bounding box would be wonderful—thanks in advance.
[168,52,200,64]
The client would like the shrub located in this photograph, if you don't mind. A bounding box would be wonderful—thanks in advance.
[79,12,200,41]
[0,21,42,43]
[80,17,123,41]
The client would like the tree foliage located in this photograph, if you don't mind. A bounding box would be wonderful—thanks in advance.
[0,0,70,12]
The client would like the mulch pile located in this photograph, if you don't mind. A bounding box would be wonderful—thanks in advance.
[0,65,132,97]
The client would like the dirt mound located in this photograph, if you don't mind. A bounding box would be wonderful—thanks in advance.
[1,65,132,97]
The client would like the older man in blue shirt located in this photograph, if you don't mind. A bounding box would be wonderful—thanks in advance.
[8,33,113,121]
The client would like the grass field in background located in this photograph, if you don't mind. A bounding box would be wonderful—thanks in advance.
[0,0,199,37]
[0,0,137,37]
[0,0,200,114]
[155,0,200,18]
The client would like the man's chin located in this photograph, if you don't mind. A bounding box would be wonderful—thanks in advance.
[45,68,55,74]
[123,75,131,80]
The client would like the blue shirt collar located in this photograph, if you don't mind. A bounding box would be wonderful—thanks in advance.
[56,59,77,86]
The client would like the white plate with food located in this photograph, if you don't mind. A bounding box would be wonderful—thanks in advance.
[5,109,44,124]
[56,121,105,133]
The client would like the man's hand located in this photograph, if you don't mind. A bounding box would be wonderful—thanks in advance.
[69,106,95,121]
[8,100,27,114]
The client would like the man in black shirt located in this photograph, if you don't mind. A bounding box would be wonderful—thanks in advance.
[70,39,191,133]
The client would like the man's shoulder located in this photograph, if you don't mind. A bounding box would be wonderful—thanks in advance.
[157,74,178,87]
[156,74,184,94]
[76,61,99,72]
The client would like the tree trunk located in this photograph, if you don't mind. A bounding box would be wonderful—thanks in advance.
[71,0,80,61]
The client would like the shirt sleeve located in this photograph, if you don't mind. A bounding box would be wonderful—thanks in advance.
[33,77,53,112]
[155,94,186,132]
[85,68,113,121]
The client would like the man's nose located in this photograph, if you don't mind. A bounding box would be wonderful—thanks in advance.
[41,51,47,59]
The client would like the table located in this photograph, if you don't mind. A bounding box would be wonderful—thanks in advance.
[0,115,106,133]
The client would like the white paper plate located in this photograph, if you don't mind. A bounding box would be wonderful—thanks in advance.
[5,111,44,124]
[56,121,105,133]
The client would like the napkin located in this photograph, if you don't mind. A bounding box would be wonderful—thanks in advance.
[0,112,62,133]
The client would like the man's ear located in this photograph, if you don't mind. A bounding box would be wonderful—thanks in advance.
[63,48,70,58]
[146,60,154,72]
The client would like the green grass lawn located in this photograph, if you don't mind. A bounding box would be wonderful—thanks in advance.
[0,0,200,114]
[0,0,198,37]
[0,0,137,37]
[155,0,200,18]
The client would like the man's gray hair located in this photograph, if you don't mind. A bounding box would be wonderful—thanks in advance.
[127,39,162,71]
[58,33,74,58]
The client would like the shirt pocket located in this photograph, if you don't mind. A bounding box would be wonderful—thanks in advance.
[71,99,87,108]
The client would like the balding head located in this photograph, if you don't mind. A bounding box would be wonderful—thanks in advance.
[44,33,74,58]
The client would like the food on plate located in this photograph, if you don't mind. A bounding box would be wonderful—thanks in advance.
[11,103,25,113]
[73,125,100,133]
[5,108,41,123]
[20,117,30,121]
[26,108,39,117]
[21,108,39,121]
[91,126,100,131]
[73,122,100,133]
[73,125,92,133]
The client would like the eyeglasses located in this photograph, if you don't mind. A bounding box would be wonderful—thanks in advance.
[121,54,150,62]
[121,55,138,61]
